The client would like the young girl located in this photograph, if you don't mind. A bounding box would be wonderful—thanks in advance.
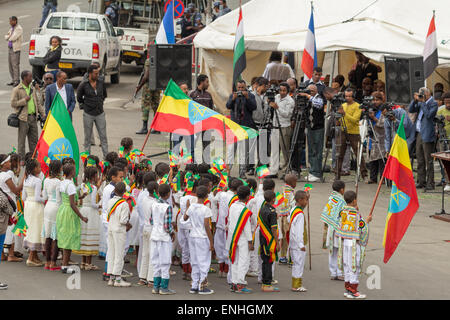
[42,160,62,270]
[56,163,88,274]
[0,154,23,262]
[22,159,45,266]
[127,170,143,268]
[75,166,101,271]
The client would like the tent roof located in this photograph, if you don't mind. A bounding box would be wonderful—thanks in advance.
[194,0,450,63]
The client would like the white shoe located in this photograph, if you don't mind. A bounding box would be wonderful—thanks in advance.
[121,269,133,278]
[114,279,131,287]
[444,184,450,192]
[246,271,258,277]
[108,278,114,286]
[307,174,320,182]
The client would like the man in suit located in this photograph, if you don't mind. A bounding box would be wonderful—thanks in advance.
[44,71,76,119]
[409,87,438,191]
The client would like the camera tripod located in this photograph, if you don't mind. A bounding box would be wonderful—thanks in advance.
[284,105,308,177]
[355,113,386,194]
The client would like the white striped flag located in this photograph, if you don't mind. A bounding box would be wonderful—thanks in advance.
[423,13,438,79]
[232,2,246,90]
[155,0,175,44]
[301,5,317,80]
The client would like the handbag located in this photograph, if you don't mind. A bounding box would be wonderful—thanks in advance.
[7,105,25,128]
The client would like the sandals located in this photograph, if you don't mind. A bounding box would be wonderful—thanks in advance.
[80,263,86,270]
[14,252,24,258]
[26,260,44,267]
[291,287,307,292]
[84,264,100,271]
[7,256,23,262]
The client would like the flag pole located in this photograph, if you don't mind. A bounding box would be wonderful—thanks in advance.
[141,125,152,152]
[367,173,385,220]
[307,202,312,270]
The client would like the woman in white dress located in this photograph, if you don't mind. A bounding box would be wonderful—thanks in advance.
[74,166,101,270]
[22,159,45,266]
[42,160,62,270]
[0,154,23,262]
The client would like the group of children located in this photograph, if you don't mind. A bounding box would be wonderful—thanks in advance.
[0,136,371,298]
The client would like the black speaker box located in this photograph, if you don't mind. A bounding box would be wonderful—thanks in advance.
[149,44,192,90]
[384,55,424,105]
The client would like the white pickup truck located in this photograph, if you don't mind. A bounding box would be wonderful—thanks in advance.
[117,27,148,66]
[29,12,124,84]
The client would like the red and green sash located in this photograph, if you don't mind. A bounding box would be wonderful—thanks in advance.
[252,200,266,244]
[229,206,252,263]
[258,204,278,263]
[204,198,211,206]
[286,206,306,245]
[225,194,239,230]
[107,198,126,222]
[175,208,181,232]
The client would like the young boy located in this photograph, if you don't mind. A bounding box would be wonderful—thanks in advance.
[288,190,309,292]
[178,179,198,280]
[150,184,176,295]
[106,182,132,287]
[245,178,258,277]
[336,190,370,299]
[119,137,134,159]
[101,166,124,280]
[321,180,346,281]
[279,174,297,264]
[227,185,253,293]
[215,178,240,279]
[137,181,158,286]
[184,185,214,294]
[258,190,279,292]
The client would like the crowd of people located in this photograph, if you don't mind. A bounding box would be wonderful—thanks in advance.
[0,135,371,299]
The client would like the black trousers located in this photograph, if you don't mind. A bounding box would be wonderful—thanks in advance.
[368,158,385,183]
[260,252,273,285]
[290,126,306,173]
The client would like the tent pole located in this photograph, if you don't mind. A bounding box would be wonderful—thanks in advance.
[194,48,199,87]
[322,51,337,173]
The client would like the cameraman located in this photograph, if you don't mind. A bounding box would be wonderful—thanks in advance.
[383,104,415,156]
[226,80,257,178]
[250,77,269,172]
[336,88,368,180]
[268,82,294,177]
[366,92,386,184]
[408,87,438,190]
[298,84,324,181]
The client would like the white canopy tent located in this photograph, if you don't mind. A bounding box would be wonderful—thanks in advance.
[193,0,450,111]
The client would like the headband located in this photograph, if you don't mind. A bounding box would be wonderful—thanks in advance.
[1,155,11,165]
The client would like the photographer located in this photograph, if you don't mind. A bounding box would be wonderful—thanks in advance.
[250,77,269,173]
[11,70,45,159]
[298,84,325,181]
[408,87,438,190]
[336,88,368,180]
[226,80,257,178]
[268,82,294,177]
[366,92,386,184]
[383,104,415,156]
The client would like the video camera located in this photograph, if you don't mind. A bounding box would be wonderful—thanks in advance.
[359,96,377,117]
[294,83,310,110]
[330,92,345,119]
[265,84,279,103]
[434,114,446,125]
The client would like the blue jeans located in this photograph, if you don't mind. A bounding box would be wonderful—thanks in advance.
[0,234,5,264]
[307,128,324,177]
[39,3,57,27]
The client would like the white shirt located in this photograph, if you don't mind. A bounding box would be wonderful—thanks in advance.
[288,207,305,250]
[57,83,67,108]
[217,190,234,230]
[273,94,295,127]
[136,189,149,228]
[186,202,212,239]
[102,183,115,224]
[141,194,156,232]
[79,183,99,209]
[23,175,45,203]
[0,170,16,201]
[262,61,295,82]
[59,179,76,195]
[107,196,129,233]
[226,201,252,249]
[42,177,61,204]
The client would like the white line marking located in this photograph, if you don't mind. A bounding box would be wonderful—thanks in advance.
[17,15,31,19]
[0,90,10,96]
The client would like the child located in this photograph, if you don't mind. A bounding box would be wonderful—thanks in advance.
[278,174,296,264]
[22,159,46,266]
[178,179,198,280]
[245,178,258,277]
[336,190,370,299]
[75,166,101,271]
[0,153,23,262]
[106,182,132,287]
[259,190,279,292]
[184,185,214,294]
[321,180,346,281]
[119,137,134,159]
[100,166,124,279]
[137,181,158,286]
[56,163,88,274]
[151,183,176,295]
[227,185,253,293]
[288,190,309,292]
[42,160,62,270]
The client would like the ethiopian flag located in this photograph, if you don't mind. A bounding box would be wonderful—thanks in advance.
[382,115,419,263]
[232,3,246,90]
[36,93,79,175]
[150,79,248,144]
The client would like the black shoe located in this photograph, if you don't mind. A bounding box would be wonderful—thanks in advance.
[247,169,255,176]
[150,129,160,134]
[424,186,435,191]
[136,121,148,135]
[6,82,14,86]
[266,174,278,179]
[239,172,246,179]
[415,183,425,188]
[436,181,444,187]
[12,82,19,87]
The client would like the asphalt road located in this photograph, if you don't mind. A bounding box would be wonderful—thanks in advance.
[0,0,449,300]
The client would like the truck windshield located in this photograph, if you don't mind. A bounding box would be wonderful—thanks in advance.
[47,16,101,31]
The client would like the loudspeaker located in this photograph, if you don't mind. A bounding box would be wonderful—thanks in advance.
[384,55,424,105]
[149,44,192,90]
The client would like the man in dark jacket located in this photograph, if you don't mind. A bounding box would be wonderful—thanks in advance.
[409,87,438,190]
[44,71,76,118]
[77,65,108,157]
[226,80,257,178]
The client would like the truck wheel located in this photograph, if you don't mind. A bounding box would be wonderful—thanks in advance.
[32,65,44,82]
[110,60,120,84]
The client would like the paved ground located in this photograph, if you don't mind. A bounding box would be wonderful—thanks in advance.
[0,0,449,300]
